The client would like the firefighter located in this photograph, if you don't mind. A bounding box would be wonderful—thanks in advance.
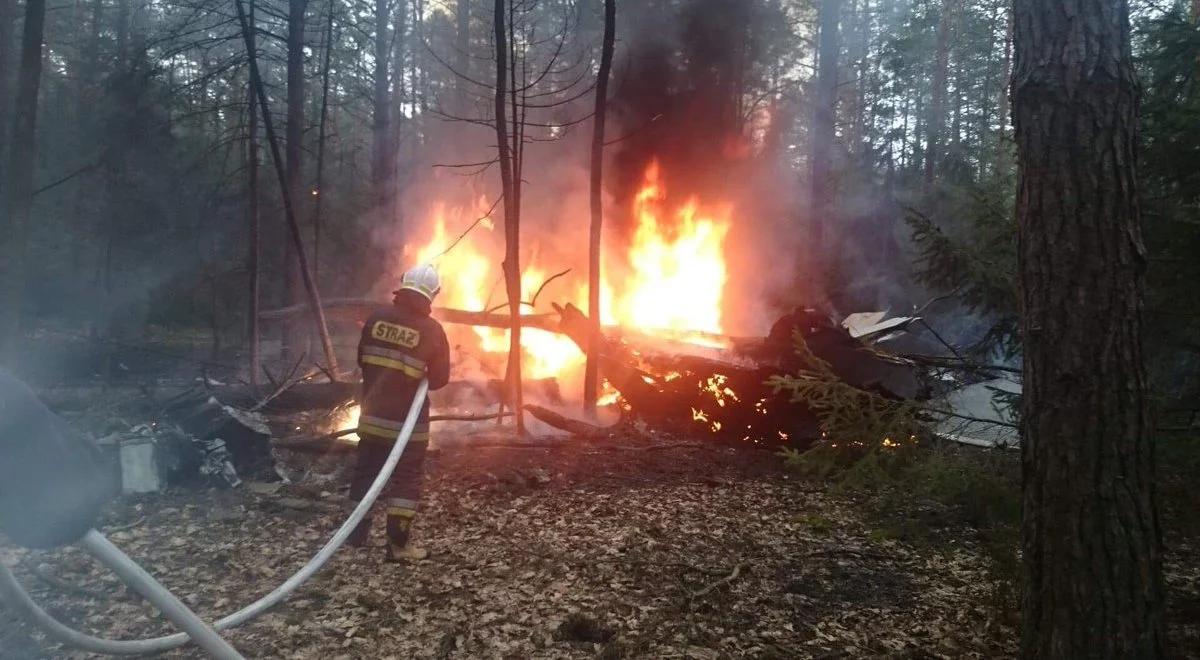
[347,263,450,561]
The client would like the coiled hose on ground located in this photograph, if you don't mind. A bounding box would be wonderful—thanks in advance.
[0,379,429,657]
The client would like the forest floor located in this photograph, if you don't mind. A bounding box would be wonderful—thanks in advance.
[2,429,1198,659]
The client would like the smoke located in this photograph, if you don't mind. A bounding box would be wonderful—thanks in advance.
[367,0,811,406]
[606,0,806,333]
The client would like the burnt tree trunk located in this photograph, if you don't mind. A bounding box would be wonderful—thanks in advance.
[493,0,524,434]
[283,0,308,362]
[1013,0,1165,652]
[809,0,839,281]
[0,0,47,362]
[584,0,616,415]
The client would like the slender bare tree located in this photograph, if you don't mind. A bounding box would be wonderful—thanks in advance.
[493,0,524,434]
[810,0,839,278]
[283,0,308,362]
[246,0,262,387]
[235,0,341,378]
[584,0,616,415]
[0,0,48,363]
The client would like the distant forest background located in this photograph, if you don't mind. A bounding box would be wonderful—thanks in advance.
[0,0,1196,399]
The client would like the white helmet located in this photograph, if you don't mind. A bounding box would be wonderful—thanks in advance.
[395,263,441,302]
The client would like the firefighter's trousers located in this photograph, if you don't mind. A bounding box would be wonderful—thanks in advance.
[348,435,428,547]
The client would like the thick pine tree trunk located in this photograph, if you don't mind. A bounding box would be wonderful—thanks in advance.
[1013,0,1165,652]
[0,0,47,363]
[584,0,616,414]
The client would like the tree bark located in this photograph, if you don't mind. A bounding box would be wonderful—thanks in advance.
[413,0,428,116]
[0,0,13,185]
[0,0,47,362]
[389,0,407,236]
[455,0,471,112]
[1013,0,1165,651]
[283,0,308,362]
[810,0,839,280]
[235,0,341,380]
[371,0,392,229]
[246,0,262,387]
[493,0,524,435]
[258,299,561,333]
[584,0,616,415]
[924,0,957,186]
[312,0,334,282]
[996,5,1012,170]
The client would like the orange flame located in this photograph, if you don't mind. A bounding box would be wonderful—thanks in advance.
[611,162,730,333]
[403,161,733,391]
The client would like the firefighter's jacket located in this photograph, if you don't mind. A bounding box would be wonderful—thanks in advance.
[356,300,450,443]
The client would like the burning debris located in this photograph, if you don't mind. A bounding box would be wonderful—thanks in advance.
[549,302,927,445]
[259,296,936,448]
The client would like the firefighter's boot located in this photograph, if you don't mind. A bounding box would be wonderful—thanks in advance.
[384,504,428,562]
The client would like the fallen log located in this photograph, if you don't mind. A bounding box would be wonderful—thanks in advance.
[213,381,358,413]
[552,302,823,444]
[258,298,561,333]
[524,404,615,436]
[273,411,516,452]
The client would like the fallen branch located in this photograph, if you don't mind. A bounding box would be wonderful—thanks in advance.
[915,403,1019,429]
[273,411,517,452]
[688,562,748,600]
[104,516,146,533]
[431,411,516,423]
[258,299,561,333]
[30,563,106,600]
[250,362,318,412]
[525,404,615,436]
[596,442,705,453]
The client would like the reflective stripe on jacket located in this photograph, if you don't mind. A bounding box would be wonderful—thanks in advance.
[356,300,450,442]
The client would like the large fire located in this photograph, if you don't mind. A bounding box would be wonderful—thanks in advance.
[404,161,732,391]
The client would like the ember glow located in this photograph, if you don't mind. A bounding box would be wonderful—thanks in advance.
[402,161,734,393]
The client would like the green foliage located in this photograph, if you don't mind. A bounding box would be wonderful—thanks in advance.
[906,174,1019,355]
[794,513,835,535]
[768,331,925,462]
[772,330,1023,614]
[1135,6,1200,400]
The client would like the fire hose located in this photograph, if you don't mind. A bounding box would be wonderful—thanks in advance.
[0,379,429,657]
